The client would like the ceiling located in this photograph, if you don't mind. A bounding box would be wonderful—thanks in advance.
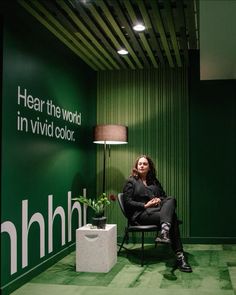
[19,0,199,71]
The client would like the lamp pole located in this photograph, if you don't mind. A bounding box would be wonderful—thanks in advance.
[102,141,106,194]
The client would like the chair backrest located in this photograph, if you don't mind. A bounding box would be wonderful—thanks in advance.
[117,193,128,219]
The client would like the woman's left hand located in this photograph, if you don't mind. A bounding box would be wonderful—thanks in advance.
[152,197,161,206]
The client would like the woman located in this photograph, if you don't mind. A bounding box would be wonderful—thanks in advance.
[123,155,192,272]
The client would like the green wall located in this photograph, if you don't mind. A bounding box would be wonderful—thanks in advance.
[97,68,190,239]
[189,51,236,241]
[1,3,96,293]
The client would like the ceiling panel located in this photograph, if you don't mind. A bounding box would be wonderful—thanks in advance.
[18,0,199,71]
[200,0,236,80]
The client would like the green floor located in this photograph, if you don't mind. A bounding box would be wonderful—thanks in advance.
[12,244,236,295]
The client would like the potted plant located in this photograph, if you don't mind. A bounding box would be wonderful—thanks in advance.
[72,193,111,229]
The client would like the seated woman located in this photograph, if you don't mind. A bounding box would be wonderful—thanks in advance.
[122,154,192,273]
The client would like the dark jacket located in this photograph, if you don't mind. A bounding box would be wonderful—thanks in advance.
[122,176,166,223]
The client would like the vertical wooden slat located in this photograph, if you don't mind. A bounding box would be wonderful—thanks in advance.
[97,68,189,237]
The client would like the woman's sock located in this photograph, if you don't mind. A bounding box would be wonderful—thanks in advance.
[161,222,171,234]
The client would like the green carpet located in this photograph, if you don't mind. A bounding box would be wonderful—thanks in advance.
[11,244,236,295]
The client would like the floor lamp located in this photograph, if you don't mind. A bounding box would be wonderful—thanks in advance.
[93,124,128,193]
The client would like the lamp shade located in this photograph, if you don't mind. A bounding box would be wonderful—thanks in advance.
[93,124,128,145]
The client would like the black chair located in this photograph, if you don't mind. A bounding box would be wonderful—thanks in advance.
[117,193,160,266]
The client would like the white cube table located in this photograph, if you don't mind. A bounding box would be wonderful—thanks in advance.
[76,224,117,273]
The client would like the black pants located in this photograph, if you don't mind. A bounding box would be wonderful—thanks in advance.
[136,197,183,252]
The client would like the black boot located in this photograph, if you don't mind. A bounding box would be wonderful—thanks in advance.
[176,252,192,273]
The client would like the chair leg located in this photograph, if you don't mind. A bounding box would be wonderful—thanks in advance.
[125,231,129,244]
[118,230,129,254]
[141,232,144,267]
[155,230,159,248]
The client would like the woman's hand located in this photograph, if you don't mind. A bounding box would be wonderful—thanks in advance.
[144,197,161,208]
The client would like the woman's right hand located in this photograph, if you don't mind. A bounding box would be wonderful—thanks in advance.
[144,197,161,208]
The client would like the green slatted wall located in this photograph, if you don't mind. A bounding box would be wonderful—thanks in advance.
[97,68,189,238]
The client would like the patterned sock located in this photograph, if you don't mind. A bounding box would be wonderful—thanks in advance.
[161,222,171,234]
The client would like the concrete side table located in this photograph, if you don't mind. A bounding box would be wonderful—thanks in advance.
[76,224,117,273]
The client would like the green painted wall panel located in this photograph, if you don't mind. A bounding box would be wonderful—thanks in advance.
[189,51,236,239]
[1,3,96,292]
[97,68,190,238]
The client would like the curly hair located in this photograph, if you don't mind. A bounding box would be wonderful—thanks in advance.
[131,155,158,185]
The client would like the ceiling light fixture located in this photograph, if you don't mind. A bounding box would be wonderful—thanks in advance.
[117,49,128,55]
[133,24,146,32]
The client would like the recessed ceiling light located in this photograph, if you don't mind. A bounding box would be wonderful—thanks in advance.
[117,49,128,55]
[133,24,146,32]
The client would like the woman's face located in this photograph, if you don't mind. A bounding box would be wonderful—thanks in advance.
[137,157,149,177]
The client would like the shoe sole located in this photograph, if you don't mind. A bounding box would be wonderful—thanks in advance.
[155,238,171,244]
[178,267,193,273]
